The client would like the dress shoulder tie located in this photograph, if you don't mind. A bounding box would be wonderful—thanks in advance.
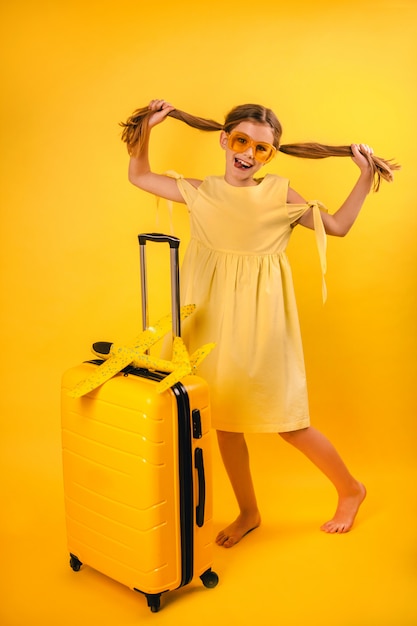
[307,200,328,303]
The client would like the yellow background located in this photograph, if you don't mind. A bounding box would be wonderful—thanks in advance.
[1,0,416,624]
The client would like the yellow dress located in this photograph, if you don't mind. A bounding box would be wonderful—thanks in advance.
[175,174,327,434]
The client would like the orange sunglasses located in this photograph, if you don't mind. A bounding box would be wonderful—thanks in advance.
[227,131,277,164]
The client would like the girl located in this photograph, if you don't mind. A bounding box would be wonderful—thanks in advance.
[121,99,399,548]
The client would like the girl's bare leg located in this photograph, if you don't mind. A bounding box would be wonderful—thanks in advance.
[279,426,366,533]
[215,430,261,548]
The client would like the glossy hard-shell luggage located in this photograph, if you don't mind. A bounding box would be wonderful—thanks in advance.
[61,233,218,613]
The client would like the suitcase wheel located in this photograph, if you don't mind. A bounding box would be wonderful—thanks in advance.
[145,594,161,613]
[69,553,83,572]
[200,569,219,589]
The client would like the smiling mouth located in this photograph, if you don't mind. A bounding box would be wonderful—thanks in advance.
[234,157,252,170]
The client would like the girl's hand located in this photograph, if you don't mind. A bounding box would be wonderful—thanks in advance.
[351,143,374,175]
[147,99,175,129]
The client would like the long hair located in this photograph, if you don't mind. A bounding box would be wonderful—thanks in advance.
[120,104,400,192]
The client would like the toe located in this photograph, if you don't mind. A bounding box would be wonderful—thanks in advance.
[321,520,348,534]
[223,536,236,549]
[321,521,337,533]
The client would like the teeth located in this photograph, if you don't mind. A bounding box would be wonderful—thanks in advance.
[235,158,251,168]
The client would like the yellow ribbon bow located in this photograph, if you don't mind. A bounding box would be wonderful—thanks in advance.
[68,304,215,397]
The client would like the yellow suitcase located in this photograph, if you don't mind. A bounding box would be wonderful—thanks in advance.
[61,234,218,613]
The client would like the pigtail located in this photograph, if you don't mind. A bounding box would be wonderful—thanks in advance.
[120,106,223,156]
[121,103,400,192]
[279,142,400,192]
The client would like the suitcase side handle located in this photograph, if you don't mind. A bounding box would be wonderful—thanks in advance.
[138,232,181,338]
[195,447,206,527]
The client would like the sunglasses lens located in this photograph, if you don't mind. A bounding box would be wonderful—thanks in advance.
[255,146,273,163]
[229,133,249,152]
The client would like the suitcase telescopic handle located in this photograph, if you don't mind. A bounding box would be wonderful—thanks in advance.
[138,233,180,248]
[138,233,181,338]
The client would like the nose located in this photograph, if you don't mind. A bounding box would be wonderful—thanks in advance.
[243,142,255,158]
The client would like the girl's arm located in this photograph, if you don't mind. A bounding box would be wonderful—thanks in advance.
[128,99,202,202]
[290,143,374,237]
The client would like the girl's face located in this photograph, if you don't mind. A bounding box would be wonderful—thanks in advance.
[220,121,276,186]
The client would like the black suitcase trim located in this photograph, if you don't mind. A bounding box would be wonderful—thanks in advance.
[172,381,194,588]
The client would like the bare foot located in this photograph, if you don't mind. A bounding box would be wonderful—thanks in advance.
[320,482,367,533]
[216,511,261,548]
